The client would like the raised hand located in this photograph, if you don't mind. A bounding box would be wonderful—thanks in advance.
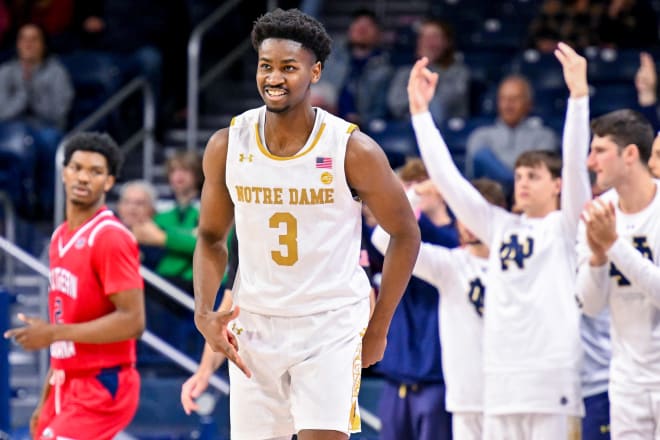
[554,42,588,98]
[407,57,439,115]
[635,52,657,106]
[194,306,251,377]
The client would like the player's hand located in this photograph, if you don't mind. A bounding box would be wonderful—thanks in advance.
[3,314,53,350]
[554,42,588,98]
[582,199,617,259]
[194,307,251,377]
[407,57,439,115]
[635,52,657,106]
[181,371,211,415]
[361,327,387,368]
[29,405,42,438]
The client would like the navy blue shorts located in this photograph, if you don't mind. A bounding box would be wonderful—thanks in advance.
[583,391,610,440]
[378,380,452,440]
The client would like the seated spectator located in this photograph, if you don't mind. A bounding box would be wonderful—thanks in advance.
[0,23,73,216]
[465,75,558,195]
[131,150,202,293]
[527,0,604,53]
[388,18,469,124]
[116,180,163,269]
[320,8,392,126]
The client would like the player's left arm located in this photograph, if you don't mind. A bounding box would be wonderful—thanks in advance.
[346,131,421,368]
[555,42,592,236]
[584,198,660,307]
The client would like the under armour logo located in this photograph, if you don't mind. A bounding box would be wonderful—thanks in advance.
[231,322,243,335]
[239,154,253,163]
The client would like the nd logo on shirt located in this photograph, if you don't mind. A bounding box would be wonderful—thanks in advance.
[610,236,654,286]
[499,234,535,270]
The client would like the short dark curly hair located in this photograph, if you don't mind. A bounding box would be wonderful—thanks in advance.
[251,8,332,67]
[63,132,123,177]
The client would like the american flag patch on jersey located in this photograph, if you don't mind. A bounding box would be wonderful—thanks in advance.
[316,157,333,169]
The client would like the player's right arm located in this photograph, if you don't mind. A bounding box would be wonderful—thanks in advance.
[182,289,232,415]
[193,129,250,377]
[371,225,453,290]
[407,57,502,245]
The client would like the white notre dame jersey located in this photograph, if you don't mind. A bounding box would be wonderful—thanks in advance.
[372,226,487,413]
[412,97,591,417]
[225,106,371,316]
[577,181,660,392]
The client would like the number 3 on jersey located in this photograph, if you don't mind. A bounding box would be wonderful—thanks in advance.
[270,212,299,266]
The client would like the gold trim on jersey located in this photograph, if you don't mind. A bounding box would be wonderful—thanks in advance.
[347,123,357,134]
[254,122,326,161]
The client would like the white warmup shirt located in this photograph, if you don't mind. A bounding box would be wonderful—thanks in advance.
[577,181,660,393]
[372,226,487,413]
[412,96,591,416]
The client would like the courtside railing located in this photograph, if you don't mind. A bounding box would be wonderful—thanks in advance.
[186,0,251,150]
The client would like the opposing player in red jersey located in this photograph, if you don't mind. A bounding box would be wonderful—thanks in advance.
[4,132,145,440]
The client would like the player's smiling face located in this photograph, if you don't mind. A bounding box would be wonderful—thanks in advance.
[63,151,115,207]
[256,38,321,114]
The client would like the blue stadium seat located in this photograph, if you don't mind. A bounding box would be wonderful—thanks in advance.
[441,116,492,173]
[0,122,36,213]
[460,48,516,84]
[59,52,123,126]
[587,48,641,85]
[532,87,568,121]
[590,83,638,117]
[467,18,527,50]
[366,119,418,169]
[512,49,564,89]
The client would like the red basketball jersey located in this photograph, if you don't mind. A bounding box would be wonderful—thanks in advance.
[48,207,143,371]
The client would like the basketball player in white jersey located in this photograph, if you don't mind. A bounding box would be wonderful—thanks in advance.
[578,109,660,438]
[407,42,591,439]
[371,178,506,440]
[192,8,420,440]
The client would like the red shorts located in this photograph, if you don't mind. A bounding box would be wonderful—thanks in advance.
[35,365,140,440]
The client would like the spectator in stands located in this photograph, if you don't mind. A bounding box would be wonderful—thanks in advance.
[465,75,558,195]
[635,51,660,130]
[320,8,392,126]
[0,23,73,216]
[74,0,188,120]
[527,0,604,53]
[374,158,458,440]
[8,0,76,52]
[116,180,162,269]
[388,18,469,124]
[131,151,202,293]
[598,0,658,48]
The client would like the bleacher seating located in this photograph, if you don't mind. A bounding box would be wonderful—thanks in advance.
[59,52,123,127]
[0,123,35,214]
